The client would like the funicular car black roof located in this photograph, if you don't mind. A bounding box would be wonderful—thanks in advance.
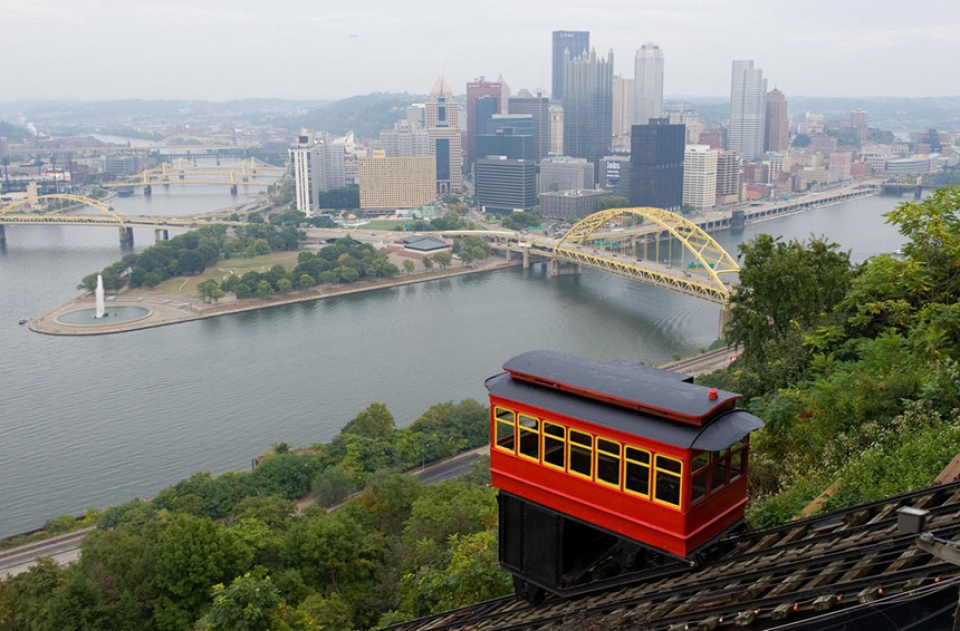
[487,351,764,451]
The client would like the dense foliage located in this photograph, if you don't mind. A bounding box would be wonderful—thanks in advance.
[710,187,960,526]
[498,209,542,232]
[0,400,503,631]
[220,235,400,295]
[78,225,302,292]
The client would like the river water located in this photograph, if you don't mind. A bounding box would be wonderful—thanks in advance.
[0,188,909,536]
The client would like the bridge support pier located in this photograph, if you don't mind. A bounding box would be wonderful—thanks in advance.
[119,226,134,247]
[549,260,581,277]
[154,229,169,242]
[522,248,529,269]
[718,305,732,339]
[144,185,152,196]
[230,184,238,195]
[915,186,923,200]
[0,224,6,245]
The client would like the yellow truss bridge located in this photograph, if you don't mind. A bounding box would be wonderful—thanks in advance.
[101,157,286,189]
[547,207,740,304]
[0,194,233,235]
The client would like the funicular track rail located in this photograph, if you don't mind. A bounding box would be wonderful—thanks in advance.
[386,481,960,630]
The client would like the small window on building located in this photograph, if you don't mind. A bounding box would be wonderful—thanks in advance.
[654,455,683,508]
[569,430,593,478]
[543,422,566,469]
[518,414,540,460]
[596,438,621,488]
[494,407,515,452]
[625,447,651,497]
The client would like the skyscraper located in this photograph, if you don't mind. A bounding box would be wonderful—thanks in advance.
[551,30,589,102]
[425,76,463,194]
[683,145,718,210]
[562,48,614,179]
[729,60,767,162]
[612,75,635,148]
[508,93,550,162]
[630,118,684,211]
[764,89,789,153]
[633,42,664,125]
[465,78,504,173]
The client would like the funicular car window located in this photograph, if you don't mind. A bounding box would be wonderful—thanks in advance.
[729,438,746,479]
[624,446,651,497]
[691,450,709,503]
[494,407,516,452]
[654,455,683,507]
[518,414,540,460]
[568,430,593,477]
[711,448,728,492]
[596,438,621,487]
[543,422,566,469]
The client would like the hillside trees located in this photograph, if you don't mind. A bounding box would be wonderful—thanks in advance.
[712,187,960,525]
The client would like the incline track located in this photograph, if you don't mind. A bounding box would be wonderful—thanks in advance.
[387,481,960,630]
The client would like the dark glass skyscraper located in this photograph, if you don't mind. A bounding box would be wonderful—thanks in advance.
[552,30,589,102]
[508,94,550,162]
[562,48,614,179]
[630,118,685,212]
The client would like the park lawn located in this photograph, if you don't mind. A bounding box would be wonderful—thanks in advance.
[149,251,301,297]
[355,219,409,231]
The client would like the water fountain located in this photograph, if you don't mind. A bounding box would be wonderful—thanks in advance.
[54,274,150,327]
[95,274,106,319]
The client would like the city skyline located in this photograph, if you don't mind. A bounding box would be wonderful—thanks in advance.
[3,0,959,102]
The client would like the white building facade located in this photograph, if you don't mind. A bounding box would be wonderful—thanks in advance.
[683,144,718,209]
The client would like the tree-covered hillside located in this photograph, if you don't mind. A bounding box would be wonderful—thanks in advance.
[705,186,960,526]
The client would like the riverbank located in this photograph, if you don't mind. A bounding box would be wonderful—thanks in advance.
[28,257,520,336]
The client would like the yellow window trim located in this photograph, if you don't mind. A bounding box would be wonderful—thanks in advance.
[652,454,684,509]
[542,422,566,471]
[567,429,593,480]
[623,446,652,498]
[595,437,622,490]
[493,406,516,453]
[516,414,541,462]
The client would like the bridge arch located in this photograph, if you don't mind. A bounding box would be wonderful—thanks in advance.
[554,207,740,302]
[0,194,129,225]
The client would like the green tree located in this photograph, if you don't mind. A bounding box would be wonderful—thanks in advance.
[403,260,415,274]
[724,234,853,390]
[256,280,275,299]
[597,195,630,210]
[195,573,283,631]
[297,273,316,290]
[422,256,433,271]
[432,251,452,270]
[342,402,395,438]
[792,133,811,148]
[153,514,253,631]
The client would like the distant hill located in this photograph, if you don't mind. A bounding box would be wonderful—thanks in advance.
[666,95,960,133]
[278,92,429,140]
[0,121,32,142]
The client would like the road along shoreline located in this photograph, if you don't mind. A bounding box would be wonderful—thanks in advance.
[28,259,520,336]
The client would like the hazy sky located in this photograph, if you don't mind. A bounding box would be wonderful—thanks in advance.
[3,0,958,102]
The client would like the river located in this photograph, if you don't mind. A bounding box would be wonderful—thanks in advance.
[0,188,910,537]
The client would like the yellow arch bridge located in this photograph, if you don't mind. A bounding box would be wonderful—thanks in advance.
[506,207,740,304]
[0,194,235,246]
[100,157,286,191]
